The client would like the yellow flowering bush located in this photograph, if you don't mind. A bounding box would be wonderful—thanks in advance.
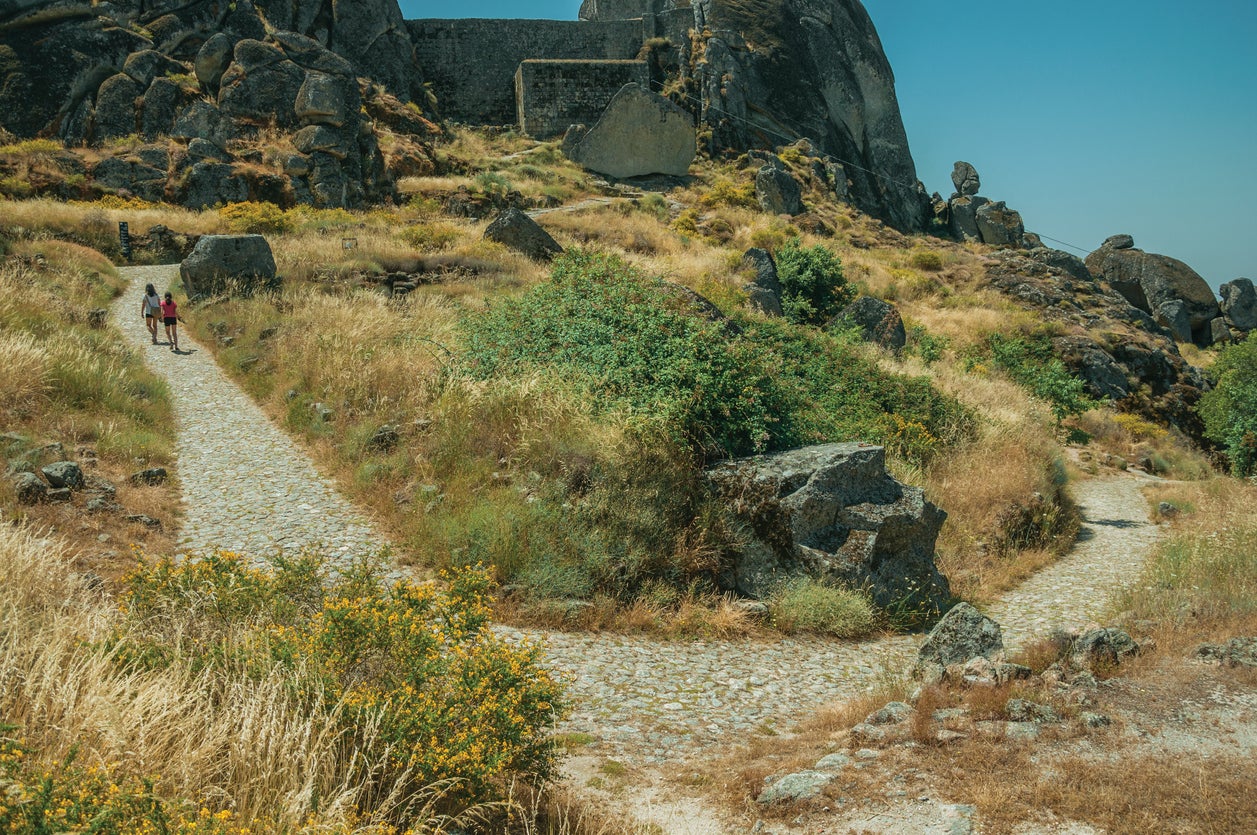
[0,733,240,835]
[118,552,564,807]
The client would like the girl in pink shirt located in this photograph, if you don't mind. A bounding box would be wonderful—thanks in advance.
[160,292,183,352]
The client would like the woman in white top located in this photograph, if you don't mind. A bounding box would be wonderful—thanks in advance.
[140,284,162,344]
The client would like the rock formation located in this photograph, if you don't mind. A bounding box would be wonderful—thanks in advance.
[940,161,1028,248]
[564,83,696,178]
[1219,278,1256,333]
[0,0,433,209]
[705,442,951,617]
[740,248,785,316]
[180,235,277,299]
[1085,235,1222,346]
[985,245,1209,437]
[688,0,930,232]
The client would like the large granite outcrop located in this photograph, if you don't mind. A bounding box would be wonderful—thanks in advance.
[706,443,951,617]
[1086,235,1222,346]
[565,83,696,178]
[986,247,1208,439]
[688,0,930,233]
[0,1,429,209]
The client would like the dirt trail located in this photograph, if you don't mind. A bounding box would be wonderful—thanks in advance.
[113,267,1165,832]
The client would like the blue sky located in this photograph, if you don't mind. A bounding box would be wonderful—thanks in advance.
[399,1,1256,287]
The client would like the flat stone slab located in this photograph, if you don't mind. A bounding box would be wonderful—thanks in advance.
[566,82,695,179]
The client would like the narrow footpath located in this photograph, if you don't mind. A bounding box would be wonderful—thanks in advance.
[114,265,1163,767]
[115,265,385,568]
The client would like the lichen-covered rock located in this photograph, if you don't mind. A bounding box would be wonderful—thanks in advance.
[829,296,906,350]
[917,603,1004,670]
[1070,627,1140,670]
[565,83,695,178]
[975,200,1026,248]
[691,0,929,232]
[11,472,46,505]
[740,247,784,316]
[195,32,235,91]
[951,161,980,196]
[706,443,950,614]
[483,208,563,261]
[180,235,277,298]
[218,39,305,126]
[1219,277,1256,331]
[41,461,85,490]
[93,73,144,141]
[755,164,803,216]
[949,194,987,242]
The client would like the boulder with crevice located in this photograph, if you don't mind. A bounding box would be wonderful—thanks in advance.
[706,442,950,614]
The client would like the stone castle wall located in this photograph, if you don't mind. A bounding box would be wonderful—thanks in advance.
[516,60,649,139]
[408,18,647,126]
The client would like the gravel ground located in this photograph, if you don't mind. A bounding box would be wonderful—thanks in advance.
[115,265,1163,770]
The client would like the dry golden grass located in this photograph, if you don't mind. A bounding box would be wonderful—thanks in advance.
[0,330,48,415]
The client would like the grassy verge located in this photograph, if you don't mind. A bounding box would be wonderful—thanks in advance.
[0,231,178,572]
[0,526,567,832]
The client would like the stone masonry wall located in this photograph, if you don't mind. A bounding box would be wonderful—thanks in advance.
[409,18,647,125]
[516,60,649,138]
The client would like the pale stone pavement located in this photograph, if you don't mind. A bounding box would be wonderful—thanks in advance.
[116,265,385,569]
[114,265,1162,766]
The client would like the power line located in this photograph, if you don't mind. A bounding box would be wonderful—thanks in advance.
[652,79,1098,257]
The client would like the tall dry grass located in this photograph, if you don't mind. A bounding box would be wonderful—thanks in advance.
[0,526,521,832]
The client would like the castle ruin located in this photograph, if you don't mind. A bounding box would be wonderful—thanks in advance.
[408,1,693,138]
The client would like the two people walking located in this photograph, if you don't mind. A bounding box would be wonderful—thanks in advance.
[141,283,184,352]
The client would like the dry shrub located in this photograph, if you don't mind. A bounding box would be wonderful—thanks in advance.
[916,367,1071,601]
[922,741,1257,835]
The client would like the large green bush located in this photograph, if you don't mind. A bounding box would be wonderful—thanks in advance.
[1199,337,1257,476]
[462,250,797,457]
[452,251,972,607]
[774,238,854,325]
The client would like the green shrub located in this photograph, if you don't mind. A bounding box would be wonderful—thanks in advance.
[472,171,513,196]
[907,324,948,364]
[768,578,877,637]
[979,333,1098,422]
[1199,337,1257,476]
[742,317,973,465]
[0,734,242,834]
[909,249,944,272]
[775,238,854,325]
[461,250,797,457]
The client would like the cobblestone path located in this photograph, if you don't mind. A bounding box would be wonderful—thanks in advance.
[114,266,1162,767]
[116,265,385,568]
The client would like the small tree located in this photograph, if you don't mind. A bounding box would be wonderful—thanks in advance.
[775,238,853,325]
[1199,337,1257,477]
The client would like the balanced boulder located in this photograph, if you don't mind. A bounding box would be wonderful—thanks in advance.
[565,83,696,179]
[951,161,980,196]
[180,235,277,298]
[1086,236,1221,344]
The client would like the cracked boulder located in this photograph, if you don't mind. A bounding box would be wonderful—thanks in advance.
[706,442,950,616]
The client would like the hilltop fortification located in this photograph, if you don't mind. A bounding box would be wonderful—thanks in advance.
[0,0,928,228]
